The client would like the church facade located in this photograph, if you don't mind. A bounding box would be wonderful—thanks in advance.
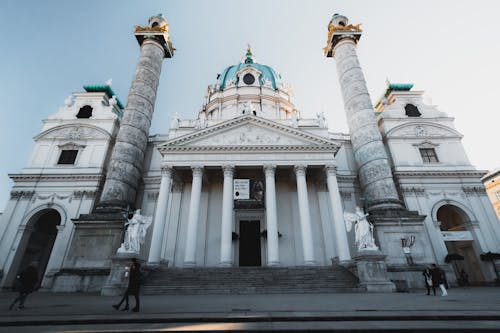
[1,14,499,293]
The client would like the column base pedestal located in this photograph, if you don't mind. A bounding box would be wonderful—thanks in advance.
[267,261,281,267]
[183,261,196,268]
[218,261,233,267]
[355,249,395,293]
[101,253,140,296]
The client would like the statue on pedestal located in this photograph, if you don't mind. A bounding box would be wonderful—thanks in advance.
[117,209,152,254]
[344,207,379,251]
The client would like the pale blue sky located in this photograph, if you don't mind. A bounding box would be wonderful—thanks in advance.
[1,0,499,210]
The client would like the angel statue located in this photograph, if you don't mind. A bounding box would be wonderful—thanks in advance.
[117,209,152,254]
[344,207,379,251]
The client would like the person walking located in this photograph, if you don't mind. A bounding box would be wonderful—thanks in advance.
[9,262,39,310]
[422,266,434,295]
[113,258,141,312]
[431,264,448,296]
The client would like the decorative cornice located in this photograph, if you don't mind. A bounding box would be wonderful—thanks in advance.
[161,145,338,153]
[73,190,98,199]
[143,176,161,185]
[394,171,486,178]
[462,186,487,196]
[9,174,104,182]
[336,175,358,183]
[401,187,426,196]
[10,191,35,199]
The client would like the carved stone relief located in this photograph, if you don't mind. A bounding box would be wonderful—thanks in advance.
[42,126,108,140]
[189,125,306,146]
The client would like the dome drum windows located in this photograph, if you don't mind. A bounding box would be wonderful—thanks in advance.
[243,73,255,85]
[236,67,262,88]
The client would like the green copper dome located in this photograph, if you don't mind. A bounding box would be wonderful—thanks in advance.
[217,47,282,90]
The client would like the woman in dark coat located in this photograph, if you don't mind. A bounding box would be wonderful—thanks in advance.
[9,262,39,310]
[113,258,141,312]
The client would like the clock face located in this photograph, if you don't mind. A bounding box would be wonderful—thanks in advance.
[243,73,255,85]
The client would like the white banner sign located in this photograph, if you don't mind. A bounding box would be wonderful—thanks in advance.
[233,179,250,200]
[441,231,473,241]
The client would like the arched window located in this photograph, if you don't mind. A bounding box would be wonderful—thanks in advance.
[405,104,421,117]
[76,105,93,118]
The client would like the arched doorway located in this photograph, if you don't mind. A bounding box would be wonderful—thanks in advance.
[437,205,484,283]
[16,209,61,285]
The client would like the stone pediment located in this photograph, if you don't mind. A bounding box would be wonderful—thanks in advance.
[35,124,111,140]
[158,115,339,153]
[386,123,462,139]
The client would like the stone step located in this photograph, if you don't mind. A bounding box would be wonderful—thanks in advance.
[142,266,361,295]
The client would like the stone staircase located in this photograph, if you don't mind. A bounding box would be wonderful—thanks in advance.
[142,266,362,295]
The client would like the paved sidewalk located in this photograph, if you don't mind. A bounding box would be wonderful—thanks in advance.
[0,287,499,332]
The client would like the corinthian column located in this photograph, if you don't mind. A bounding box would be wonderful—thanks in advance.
[324,14,402,211]
[219,165,234,266]
[294,165,316,265]
[264,164,280,266]
[324,164,351,261]
[184,166,204,266]
[148,164,173,264]
[99,15,174,209]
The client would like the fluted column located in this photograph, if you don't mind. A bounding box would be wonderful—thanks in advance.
[294,165,316,265]
[324,164,351,261]
[219,165,234,266]
[324,14,401,212]
[148,164,174,264]
[264,165,280,266]
[184,166,204,266]
[99,15,174,209]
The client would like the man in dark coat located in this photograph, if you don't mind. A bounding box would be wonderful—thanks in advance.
[9,262,39,310]
[113,258,141,312]
[431,263,448,296]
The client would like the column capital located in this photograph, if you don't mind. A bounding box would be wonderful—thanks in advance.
[324,163,338,176]
[222,164,235,177]
[294,164,307,177]
[191,165,204,177]
[263,164,277,176]
[324,15,362,58]
[134,15,174,58]
[160,164,174,177]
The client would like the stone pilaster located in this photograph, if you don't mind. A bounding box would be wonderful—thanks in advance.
[99,15,174,209]
[324,14,401,212]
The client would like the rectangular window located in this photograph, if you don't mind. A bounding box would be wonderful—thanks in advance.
[495,191,500,201]
[419,148,439,163]
[57,150,78,164]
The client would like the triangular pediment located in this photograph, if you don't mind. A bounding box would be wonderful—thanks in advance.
[158,115,339,153]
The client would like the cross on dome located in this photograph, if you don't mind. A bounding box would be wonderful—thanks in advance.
[243,44,254,64]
